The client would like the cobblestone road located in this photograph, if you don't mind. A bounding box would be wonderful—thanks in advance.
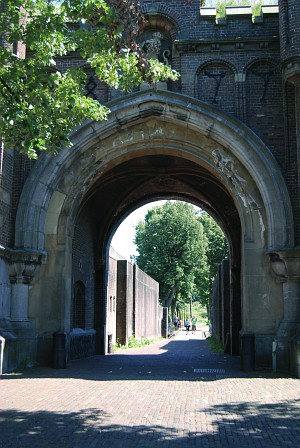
[1,329,299,448]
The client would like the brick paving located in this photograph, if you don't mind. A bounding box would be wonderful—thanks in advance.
[1,329,299,448]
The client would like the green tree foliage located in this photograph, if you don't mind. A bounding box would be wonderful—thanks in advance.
[197,212,228,292]
[134,201,208,310]
[134,204,228,313]
[0,0,179,159]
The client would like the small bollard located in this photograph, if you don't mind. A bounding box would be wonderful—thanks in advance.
[240,332,255,371]
[0,336,5,375]
[224,332,231,354]
[53,332,67,369]
[107,333,114,354]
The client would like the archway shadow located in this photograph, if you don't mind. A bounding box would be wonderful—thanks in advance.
[0,399,299,447]
[1,334,293,382]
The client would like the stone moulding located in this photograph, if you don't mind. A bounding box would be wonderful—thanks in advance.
[0,245,47,266]
[200,5,279,22]
[174,37,279,54]
[226,6,252,16]
[281,57,300,85]
[200,7,216,17]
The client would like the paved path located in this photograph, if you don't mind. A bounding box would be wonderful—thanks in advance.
[1,329,299,448]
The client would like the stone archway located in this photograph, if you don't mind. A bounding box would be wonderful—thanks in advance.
[15,90,294,369]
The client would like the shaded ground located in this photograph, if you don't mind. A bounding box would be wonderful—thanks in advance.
[0,329,299,447]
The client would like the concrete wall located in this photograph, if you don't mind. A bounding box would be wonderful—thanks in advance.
[134,265,160,340]
[116,260,134,347]
[107,249,165,346]
[107,249,122,346]
[111,258,162,347]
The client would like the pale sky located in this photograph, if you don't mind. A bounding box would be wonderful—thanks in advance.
[110,200,166,261]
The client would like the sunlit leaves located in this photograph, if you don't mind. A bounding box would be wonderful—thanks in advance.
[0,58,108,158]
[197,212,229,307]
[134,202,208,308]
[134,204,228,310]
[0,0,179,158]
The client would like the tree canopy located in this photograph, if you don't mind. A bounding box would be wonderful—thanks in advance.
[196,211,229,308]
[133,201,228,314]
[0,0,179,159]
[134,201,209,311]
[198,211,229,284]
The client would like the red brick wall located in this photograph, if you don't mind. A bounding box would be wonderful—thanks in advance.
[72,210,95,330]
[1,2,300,246]
[0,145,13,246]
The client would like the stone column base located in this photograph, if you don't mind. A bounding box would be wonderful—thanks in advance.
[274,319,300,373]
[0,319,36,373]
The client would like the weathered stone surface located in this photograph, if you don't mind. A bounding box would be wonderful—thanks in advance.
[1,1,300,375]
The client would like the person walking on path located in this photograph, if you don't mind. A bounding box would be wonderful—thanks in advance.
[191,316,197,334]
[173,315,179,330]
[185,318,191,333]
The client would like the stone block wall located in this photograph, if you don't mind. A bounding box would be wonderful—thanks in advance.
[211,257,280,370]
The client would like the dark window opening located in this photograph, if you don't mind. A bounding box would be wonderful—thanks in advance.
[73,281,86,329]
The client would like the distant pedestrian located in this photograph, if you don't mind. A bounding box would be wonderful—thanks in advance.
[173,315,179,330]
[185,319,191,332]
[191,316,197,334]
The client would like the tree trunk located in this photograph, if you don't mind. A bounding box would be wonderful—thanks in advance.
[164,285,176,309]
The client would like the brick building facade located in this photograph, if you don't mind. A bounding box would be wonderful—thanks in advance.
[1,1,300,376]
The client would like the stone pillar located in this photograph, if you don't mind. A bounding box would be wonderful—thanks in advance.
[0,248,46,372]
[270,249,300,372]
[0,335,5,375]
[7,250,45,345]
[9,262,37,321]
[94,257,106,355]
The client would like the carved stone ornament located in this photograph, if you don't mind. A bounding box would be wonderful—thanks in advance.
[269,249,300,283]
[0,246,47,285]
[212,148,260,210]
[142,32,163,60]
[140,31,171,65]
[283,59,300,85]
